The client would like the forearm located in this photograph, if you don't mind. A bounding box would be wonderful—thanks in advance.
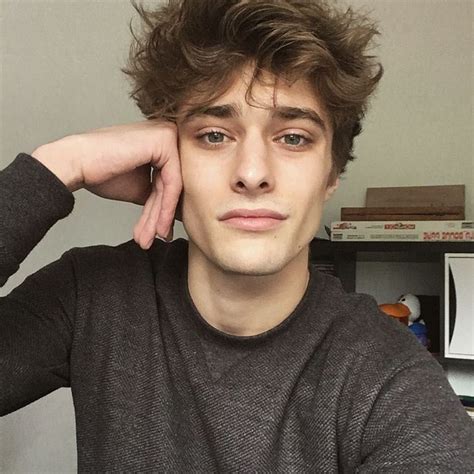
[31,135,84,193]
[0,153,75,287]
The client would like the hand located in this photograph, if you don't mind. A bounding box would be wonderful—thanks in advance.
[32,119,183,250]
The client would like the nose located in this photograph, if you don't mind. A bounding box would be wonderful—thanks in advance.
[230,132,275,196]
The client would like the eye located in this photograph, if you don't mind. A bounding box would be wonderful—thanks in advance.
[285,134,303,146]
[207,131,225,143]
[197,130,228,146]
[276,133,311,148]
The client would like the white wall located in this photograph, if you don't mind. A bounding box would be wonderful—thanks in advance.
[0,0,472,471]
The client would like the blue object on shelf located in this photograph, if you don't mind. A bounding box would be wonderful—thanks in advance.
[409,322,429,348]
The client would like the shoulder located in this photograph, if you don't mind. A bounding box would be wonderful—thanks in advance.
[65,236,188,263]
[63,237,189,287]
[316,270,436,374]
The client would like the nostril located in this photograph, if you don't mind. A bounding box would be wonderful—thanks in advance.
[234,179,270,191]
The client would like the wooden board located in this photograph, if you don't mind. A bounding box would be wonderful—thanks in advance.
[366,185,465,208]
[341,206,465,221]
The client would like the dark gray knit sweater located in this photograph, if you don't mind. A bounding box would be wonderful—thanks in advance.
[1,153,473,472]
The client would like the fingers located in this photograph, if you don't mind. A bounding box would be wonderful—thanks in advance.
[133,190,156,248]
[156,153,183,239]
[133,148,183,250]
[165,226,174,241]
[143,173,165,246]
[133,169,162,249]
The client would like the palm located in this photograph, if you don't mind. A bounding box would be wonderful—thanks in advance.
[84,164,152,206]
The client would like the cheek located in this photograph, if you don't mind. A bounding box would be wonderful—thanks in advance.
[296,187,327,239]
[292,177,329,228]
[304,192,324,219]
[180,141,222,186]
[181,165,222,205]
[180,144,205,199]
[292,161,329,201]
[179,147,223,222]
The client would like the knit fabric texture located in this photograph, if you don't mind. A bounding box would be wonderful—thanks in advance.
[1,153,473,472]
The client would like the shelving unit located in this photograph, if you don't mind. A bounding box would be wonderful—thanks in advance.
[309,238,474,365]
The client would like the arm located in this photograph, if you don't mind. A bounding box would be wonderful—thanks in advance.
[0,153,76,287]
[0,153,77,415]
[358,353,474,472]
[31,121,182,248]
[0,121,181,415]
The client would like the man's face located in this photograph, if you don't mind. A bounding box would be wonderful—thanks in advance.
[177,65,339,276]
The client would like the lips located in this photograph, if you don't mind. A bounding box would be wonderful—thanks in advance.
[219,208,287,231]
[219,208,287,220]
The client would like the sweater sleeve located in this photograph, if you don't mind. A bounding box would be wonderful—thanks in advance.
[0,153,74,286]
[0,153,77,416]
[357,352,474,472]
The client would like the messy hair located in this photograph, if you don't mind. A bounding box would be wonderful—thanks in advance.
[121,0,383,180]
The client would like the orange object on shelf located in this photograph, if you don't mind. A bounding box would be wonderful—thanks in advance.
[379,302,410,325]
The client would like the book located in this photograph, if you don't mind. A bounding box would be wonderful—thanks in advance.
[330,220,473,242]
[341,205,464,221]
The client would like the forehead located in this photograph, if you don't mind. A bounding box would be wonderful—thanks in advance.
[179,65,331,125]
[225,66,311,99]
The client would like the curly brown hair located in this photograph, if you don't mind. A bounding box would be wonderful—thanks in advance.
[121,0,383,181]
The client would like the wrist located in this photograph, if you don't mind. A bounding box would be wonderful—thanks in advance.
[31,136,84,192]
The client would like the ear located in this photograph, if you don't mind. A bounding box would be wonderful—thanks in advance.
[324,176,340,202]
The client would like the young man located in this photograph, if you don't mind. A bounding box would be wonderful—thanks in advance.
[1,0,473,471]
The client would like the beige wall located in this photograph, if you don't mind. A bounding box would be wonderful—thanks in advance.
[0,0,472,471]
[329,0,473,231]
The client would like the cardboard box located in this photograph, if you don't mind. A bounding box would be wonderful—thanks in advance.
[330,220,474,242]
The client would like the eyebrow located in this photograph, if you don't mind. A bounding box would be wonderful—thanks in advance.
[182,104,327,131]
[182,104,240,122]
[272,106,326,131]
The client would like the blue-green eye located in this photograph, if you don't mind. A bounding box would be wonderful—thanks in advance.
[284,134,304,146]
[206,131,225,143]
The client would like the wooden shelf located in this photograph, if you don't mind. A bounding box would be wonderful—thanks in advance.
[311,239,474,256]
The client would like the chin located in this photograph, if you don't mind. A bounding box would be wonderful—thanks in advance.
[212,246,289,277]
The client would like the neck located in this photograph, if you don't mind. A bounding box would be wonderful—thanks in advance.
[187,243,311,337]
